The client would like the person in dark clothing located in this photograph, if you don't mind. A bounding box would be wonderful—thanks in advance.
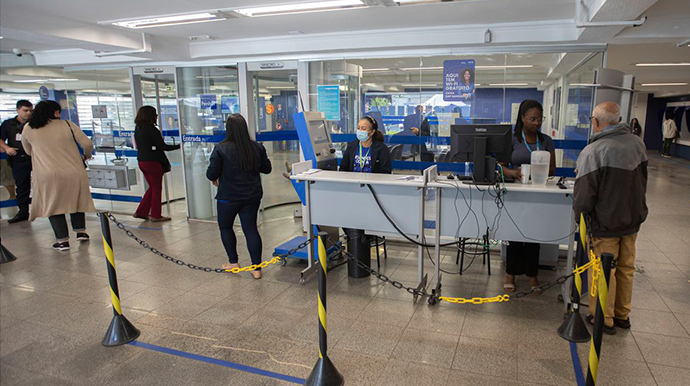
[400,105,432,161]
[133,106,180,222]
[630,118,642,137]
[500,100,556,293]
[0,100,33,223]
[207,114,272,280]
[340,116,392,174]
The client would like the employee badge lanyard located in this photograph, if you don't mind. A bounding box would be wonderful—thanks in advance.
[521,131,540,153]
[358,142,371,171]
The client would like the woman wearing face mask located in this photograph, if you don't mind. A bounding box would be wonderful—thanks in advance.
[500,100,556,293]
[340,116,392,174]
[339,116,391,276]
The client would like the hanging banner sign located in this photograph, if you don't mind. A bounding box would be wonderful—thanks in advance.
[200,94,217,110]
[443,59,475,101]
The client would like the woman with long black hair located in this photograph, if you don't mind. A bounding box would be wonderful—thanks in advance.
[500,100,556,293]
[133,106,180,222]
[207,114,272,279]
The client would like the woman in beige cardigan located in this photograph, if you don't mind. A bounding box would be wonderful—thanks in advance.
[21,100,96,251]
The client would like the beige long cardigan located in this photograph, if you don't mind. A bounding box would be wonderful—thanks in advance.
[21,119,96,221]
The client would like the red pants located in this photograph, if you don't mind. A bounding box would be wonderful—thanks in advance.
[135,161,164,219]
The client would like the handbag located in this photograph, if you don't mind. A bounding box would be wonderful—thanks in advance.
[66,121,88,168]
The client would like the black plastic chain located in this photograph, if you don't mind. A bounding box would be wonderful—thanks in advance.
[104,213,317,273]
[330,241,576,302]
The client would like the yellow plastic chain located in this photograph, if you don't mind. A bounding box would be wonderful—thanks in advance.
[223,256,282,273]
[439,294,511,304]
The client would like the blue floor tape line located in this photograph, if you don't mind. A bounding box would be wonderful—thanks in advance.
[569,341,586,386]
[129,341,306,384]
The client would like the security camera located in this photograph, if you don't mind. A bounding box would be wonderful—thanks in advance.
[12,48,30,57]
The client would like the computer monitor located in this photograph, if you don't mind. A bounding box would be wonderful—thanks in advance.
[449,124,512,184]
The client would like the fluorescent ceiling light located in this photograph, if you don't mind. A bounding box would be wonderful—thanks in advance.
[12,78,79,83]
[475,65,534,69]
[266,86,296,89]
[489,83,529,86]
[635,63,690,67]
[569,83,596,87]
[110,12,225,29]
[400,67,443,71]
[236,0,366,17]
[362,68,391,72]
[640,83,688,86]
[401,83,438,87]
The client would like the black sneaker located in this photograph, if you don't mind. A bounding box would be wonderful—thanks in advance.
[53,242,70,251]
[8,212,29,224]
[76,233,90,242]
[613,317,631,329]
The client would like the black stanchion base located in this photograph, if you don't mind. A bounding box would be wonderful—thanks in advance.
[558,310,591,343]
[305,356,344,386]
[102,314,141,347]
[0,243,18,264]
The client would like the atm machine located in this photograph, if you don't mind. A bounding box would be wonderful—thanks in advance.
[272,111,343,283]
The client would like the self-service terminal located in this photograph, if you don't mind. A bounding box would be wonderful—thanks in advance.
[294,111,338,170]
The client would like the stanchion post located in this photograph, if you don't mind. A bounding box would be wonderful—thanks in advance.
[305,232,344,386]
[558,233,591,343]
[99,212,140,347]
[0,238,18,264]
[586,252,613,386]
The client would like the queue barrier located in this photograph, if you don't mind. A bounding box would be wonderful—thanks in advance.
[99,210,613,385]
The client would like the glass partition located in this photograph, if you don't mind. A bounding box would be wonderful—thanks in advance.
[176,66,240,220]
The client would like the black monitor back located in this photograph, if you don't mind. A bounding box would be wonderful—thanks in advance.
[449,124,512,163]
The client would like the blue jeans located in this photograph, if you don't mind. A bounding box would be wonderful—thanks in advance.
[217,199,262,268]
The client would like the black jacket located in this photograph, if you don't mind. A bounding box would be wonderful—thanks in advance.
[573,124,648,237]
[206,141,272,201]
[339,140,392,174]
[134,123,179,166]
[0,116,28,160]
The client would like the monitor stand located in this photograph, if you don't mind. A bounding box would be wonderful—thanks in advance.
[463,137,497,186]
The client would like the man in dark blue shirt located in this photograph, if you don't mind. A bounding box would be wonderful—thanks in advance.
[0,100,33,223]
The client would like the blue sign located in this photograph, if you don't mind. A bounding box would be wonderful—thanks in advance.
[39,86,50,100]
[317,85,340,121]
[200,94,217,110]
[221,96,239,114]
[443,59,475,101]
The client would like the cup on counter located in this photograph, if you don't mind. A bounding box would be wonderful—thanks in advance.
[530,150,551,185]
[521,164,531,184]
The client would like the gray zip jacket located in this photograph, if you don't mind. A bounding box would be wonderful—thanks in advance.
[573,123,648,237]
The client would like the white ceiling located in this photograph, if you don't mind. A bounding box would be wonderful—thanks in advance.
[0,0,689,96]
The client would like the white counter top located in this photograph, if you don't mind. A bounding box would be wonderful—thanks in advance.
[291,170,426,187]
[428,178,574,194]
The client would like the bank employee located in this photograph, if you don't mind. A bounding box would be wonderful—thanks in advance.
[340,116,392,174]
[501,100,556,293]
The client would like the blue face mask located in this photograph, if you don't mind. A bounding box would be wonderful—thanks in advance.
[356,130,370,142]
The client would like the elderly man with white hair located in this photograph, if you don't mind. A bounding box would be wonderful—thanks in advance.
[573,101,648,335]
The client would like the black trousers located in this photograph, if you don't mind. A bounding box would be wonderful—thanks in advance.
[217,199,262,268]
[10,156,31,211]
[506,241,540,277]
[662,138,673,156]
[49,213,86,241]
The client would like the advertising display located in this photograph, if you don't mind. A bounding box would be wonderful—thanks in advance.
[317,85,340,121]
[443,59,475,102]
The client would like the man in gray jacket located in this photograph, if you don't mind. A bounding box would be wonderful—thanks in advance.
[574,101,648,335]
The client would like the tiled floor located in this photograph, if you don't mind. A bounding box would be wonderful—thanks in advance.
[1,153,689,385]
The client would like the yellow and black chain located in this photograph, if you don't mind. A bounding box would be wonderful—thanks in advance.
[105,213,317,273]
[334,241,595,305]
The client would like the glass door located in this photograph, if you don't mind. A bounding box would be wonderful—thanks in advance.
[249,69,301,210]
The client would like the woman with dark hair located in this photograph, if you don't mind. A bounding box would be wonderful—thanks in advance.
[206,114,272,279]
[133,106,180,222]
[630,118,642,137]
[340,116,391,174]
[21,100,95,251]
[500,100,556,293]
[460,68,475,100]
[661,110,677,158]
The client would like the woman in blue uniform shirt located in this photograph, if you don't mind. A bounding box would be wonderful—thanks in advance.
[340,116,392,174]
[501,100,556,293]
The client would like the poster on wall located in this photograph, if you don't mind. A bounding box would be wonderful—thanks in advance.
[220,96,239,114]
[160,106,179,131]
[317,85,340,121]
[91,105,108,119]
[200,94,217,110]
[443,59,475,102]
